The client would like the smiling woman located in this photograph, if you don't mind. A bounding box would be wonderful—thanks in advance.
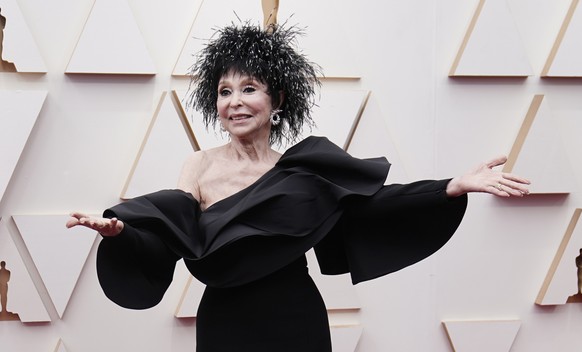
[66,19,530,352]
[187,22,320,147]
[216,72,277,142]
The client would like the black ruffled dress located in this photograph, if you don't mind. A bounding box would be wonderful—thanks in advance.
[97,136,467,351]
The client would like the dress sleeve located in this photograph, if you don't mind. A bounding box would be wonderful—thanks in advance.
[97,224,179,309]
[96,189,200,309]
[314,179,468,284]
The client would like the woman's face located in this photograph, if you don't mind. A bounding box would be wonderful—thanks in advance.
[216,71,274,140]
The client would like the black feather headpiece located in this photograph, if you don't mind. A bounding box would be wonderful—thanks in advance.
[187,21,322,146]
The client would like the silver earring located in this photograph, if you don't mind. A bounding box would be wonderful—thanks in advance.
[218,116,227,132]
[270,109,282,126]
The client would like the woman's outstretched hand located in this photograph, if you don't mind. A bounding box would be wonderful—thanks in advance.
[66,212,124,237]
[446,155,531,198]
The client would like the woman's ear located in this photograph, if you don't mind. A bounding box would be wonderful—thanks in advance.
[276,90,285,109]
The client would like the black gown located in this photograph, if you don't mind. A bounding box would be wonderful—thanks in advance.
[96,136,467,351]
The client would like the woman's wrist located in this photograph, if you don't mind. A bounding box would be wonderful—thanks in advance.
[445,177,465,198]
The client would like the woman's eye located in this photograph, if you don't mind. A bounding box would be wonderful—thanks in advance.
[219,89,231,97]
[243,86,256,93]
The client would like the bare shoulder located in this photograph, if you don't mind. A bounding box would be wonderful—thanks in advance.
[176,146,226,201]
[177,150,207,201]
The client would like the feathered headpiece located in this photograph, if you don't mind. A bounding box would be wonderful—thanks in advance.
[187,21,322,146]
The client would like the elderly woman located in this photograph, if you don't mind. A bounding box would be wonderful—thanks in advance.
[67,23,529,352]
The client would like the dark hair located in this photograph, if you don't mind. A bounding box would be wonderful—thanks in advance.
[186,22,322,146]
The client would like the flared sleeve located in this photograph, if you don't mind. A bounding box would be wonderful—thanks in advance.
[97,190,200,309]
[314,179,467,284]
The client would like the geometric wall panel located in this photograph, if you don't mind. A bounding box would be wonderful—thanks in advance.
[542,0,582,77]
[172,0,360,78]
[442,320,521,352]
[449,0,533,76]
[502,95,576,194]
[66,0,156,75]
[0,0,47,72]
[347,93,410,184]
[536,208,582,305]
[330,325,363,352]
[53,339,68,352]
[121,91,197,200]
[0,90,47,203]
[13,215,98,319]
[0,218,50,322]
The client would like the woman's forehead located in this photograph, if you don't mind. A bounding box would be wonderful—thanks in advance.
[219,71,266,85]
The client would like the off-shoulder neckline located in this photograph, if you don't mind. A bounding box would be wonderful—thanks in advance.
[199,136,325,213]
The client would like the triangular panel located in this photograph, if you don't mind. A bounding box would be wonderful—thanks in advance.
[121,91,197,199]
[173,0,360,78]
[66,0,156,74]
[347,93,410,184]
[13,215,98,318]
[542,0,582,77]
[0,0,46,72]
[330,325,363,352]
[53,339,68,352]
[450,0,533,76]
[443,320,521,352]
[0,219,50,322]
[0,90,47,202]
[502,95,576,194]
[536,208,582,305]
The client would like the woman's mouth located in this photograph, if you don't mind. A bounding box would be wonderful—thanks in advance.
[229,115,251,121]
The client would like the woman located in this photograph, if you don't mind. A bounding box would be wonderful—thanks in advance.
[67,23,530,351]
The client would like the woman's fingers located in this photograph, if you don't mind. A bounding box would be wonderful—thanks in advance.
[493,176,530,197]
[502,172,531,185]
[66,212,90,228]
[485,155,508,169]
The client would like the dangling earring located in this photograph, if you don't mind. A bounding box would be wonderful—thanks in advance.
[218,116,227,132]
[270,109,282,126]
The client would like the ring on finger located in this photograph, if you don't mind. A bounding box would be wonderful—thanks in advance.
[496,183,503,191]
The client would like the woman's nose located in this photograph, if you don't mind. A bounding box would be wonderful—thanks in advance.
[229,91,243,107]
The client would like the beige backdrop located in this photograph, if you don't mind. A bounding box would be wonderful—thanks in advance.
[1,0,582,351]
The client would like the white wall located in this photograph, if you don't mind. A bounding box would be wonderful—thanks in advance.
[1,0,582,351]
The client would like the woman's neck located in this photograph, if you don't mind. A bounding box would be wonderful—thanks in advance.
[227,137,275,163]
